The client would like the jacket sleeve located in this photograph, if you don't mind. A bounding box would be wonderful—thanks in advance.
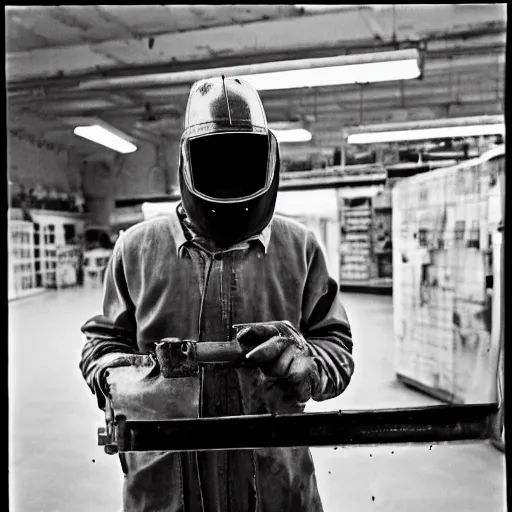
[302,231,354,401]
[79,234,138,409]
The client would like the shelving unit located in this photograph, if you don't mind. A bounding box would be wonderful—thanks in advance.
[8,220,37,300]
[339,198,373,282]
[8,209,87,299]
[40,223,58,288]
[338,192,394,292]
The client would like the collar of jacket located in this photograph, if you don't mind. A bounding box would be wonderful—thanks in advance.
[171,202,271,256]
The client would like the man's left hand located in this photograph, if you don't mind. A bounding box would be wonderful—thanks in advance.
[237,321,320,404]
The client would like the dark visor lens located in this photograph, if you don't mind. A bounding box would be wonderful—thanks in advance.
[189,133,269,200]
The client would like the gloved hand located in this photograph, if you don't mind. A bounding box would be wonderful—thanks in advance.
[101,350,200,421]
[100,353,155,396]
[236,321,320,413]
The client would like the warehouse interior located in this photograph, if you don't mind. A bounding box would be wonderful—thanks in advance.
[7,5,506,512]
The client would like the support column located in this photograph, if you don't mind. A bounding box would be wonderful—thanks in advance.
[160,137,180,194]
[81,158,116,227]
[113,137,181,199]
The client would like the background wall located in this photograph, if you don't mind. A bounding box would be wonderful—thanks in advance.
[8,129,181,227]
[8,132,82,193]
[113,137,180,200]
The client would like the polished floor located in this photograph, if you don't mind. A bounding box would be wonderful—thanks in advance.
[9,286,506,512]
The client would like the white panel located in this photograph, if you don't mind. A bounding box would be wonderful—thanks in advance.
[392,148,504,403]
[142,201,180,220]
[275,189,338,218]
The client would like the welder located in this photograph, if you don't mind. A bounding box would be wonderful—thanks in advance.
[80,76,354,512]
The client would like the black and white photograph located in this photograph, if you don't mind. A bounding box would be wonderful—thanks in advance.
[7,5,506,512]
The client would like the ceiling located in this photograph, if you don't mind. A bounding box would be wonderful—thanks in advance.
[5,4,507,162]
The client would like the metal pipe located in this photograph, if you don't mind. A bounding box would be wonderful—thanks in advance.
[115,403,496,452]
[102,98,499,127]
[7,85,502,120]
[261,84,502,107]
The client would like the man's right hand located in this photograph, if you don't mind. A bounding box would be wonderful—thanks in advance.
[101,353,200,421]
[101,354,156,397]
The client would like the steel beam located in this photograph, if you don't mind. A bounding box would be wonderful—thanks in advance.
[113,404,497,452]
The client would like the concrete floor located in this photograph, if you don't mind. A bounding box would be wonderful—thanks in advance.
[9,287,506,512]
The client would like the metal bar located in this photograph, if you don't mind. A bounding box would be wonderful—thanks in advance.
[117,403,497,452]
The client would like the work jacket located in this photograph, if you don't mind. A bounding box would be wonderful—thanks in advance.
[80,204,354,512]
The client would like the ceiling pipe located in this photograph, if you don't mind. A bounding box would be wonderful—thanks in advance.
[8,97,501,132]
[264,90,501,111]
[15,96,500,126]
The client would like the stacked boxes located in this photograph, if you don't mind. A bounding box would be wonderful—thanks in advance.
[392,147,504,404]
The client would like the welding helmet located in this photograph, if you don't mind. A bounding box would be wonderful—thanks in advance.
[178,76,280,247]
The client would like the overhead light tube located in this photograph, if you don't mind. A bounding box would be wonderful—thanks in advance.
[235,49,421,91]
[73,124,138,153]
[272,128,313,143]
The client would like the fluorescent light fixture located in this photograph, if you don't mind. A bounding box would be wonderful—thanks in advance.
[78,49,421,91]
[73,124,137,154]
[272,128,312,143]
[234,49,421,91]
[347,115,505,144]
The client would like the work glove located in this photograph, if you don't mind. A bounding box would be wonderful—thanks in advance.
[235,321,321,414]
[101,346,200,421]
